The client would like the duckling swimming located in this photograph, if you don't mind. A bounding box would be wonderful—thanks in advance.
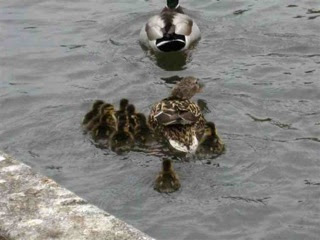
[134,113,153,144]
[140,0,201,53]
[86,103,116,135]
[127,104,139,134]
[124,104,153,144]
[110,114,134,153]
[149,76,206,153]
[93,103,118,138]
[82,100,105,125]
[196,122,225,156]
[116,98,129,118]
[154,158,181,193]
[83,103,112,132]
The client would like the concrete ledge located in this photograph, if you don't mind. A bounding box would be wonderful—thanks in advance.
[0,152,155,240]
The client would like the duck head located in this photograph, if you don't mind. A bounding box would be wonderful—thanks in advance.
[119,98,129,112]
[92,100,105,110]
[127,104,136,115]
[170,76,201,100]
[167,0,180,9]
[136,113,148,128]
[100,103,115,114]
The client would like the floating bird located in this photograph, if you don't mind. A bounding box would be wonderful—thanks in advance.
[154,158,181,193]
[110,113,134,153]
[84,103,115,132]
[149,76,205,153]
[93,105,118,139]
[126,104,139,134]
[90,103,117,136]
[140,0,201,53]
[134,113,153,144]
[196,122,225,155]
[82,100,104,125]
[116,98,129,118]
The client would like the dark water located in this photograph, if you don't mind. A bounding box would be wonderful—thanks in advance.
[1,0,320,239]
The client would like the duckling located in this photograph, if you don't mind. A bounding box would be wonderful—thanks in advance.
[93,114,117,140]
[154,158,180,193]
[140,0,201,53]
[90,103,117,138]
[82,100,105,125]
[116,98,129,118]
[196,122,225,155]
[149,76,206,153]
[110,114,134,153]
[134,113,153,144]
[126,104,139,134]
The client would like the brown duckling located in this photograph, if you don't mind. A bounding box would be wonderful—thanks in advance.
[154,159,180,193]
[110,114,134,153]
[127,104,139,134]
[116,98,129,118]
[149,76,206,153]
[126,104,153,144]
[93,114,118,140]
[93,103,117,138]
[196,122,225,155]
[82,100,105,125]
[88,103,116,133]
[134,113,153,143]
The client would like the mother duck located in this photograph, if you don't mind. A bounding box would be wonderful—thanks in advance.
[140,0,201,53]
[149,77,206,153]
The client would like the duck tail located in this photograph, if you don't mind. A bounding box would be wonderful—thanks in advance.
[156,34,186,52]
[168,135,198,153]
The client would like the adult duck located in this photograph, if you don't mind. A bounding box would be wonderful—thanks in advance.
[140,0,201,53]
[148,76,206,153]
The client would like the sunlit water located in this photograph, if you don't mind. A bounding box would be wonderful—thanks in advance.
[1,0,320,239]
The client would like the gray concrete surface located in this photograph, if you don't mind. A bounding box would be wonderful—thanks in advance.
[0,152,155,240]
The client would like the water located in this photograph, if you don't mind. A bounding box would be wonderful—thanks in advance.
[1,0,320,239]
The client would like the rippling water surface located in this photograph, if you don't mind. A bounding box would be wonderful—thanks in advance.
[1,0,320,239]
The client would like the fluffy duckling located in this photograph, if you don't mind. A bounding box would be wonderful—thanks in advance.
[126,104,153,143]
[116,98,129,118]
[82,100,105,125]
[149,76,206,153]
[110,114,134,153]
[154,158,181,193]
[196,122,225,155]
[90,103,117,138]
[140,0,201,53]
[83,103,113,132]
[134,113,153,143]
[127,104,139,134]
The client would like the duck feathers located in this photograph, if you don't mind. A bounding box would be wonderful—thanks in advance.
[150,99,203,127]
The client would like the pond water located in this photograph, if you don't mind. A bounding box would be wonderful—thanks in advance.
[1,0,320,239]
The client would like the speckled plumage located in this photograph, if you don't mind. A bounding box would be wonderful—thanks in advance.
[149,98,206,150]
[148,77,205,153]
